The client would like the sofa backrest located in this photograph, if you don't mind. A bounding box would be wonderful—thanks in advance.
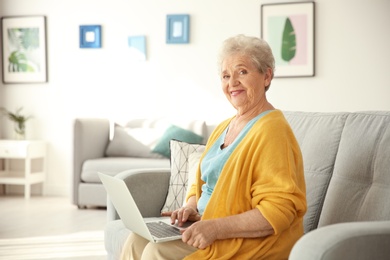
[283,111,348,233]
[125,118,208,144]
[318,112,390,227]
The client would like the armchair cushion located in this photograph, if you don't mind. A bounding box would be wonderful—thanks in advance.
[318,112,390,227]
[161,140,205,212]
[283,111,348,233]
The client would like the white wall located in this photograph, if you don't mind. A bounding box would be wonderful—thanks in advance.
[1,0,389,197]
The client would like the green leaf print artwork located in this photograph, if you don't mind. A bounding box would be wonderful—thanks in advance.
[281,17,296,62]
[7,27,40,72]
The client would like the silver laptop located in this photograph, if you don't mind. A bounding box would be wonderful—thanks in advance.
[98,172,185,243]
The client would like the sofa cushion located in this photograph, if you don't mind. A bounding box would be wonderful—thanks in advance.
[318,112,390,227]
[81,157,170,183]
[152,125,204,158]
[161,140,205,212]
[105,125,164,158]
[125,118,207,139]
[283,111,349,233]
[106,118,207,159]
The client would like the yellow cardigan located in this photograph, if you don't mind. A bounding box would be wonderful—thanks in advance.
[185,110,307,260]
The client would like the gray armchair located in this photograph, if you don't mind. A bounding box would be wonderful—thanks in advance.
[103,111,390,260]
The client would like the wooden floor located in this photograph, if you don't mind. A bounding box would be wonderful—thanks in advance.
[0,195,107,239]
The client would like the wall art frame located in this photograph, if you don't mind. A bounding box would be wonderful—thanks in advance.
[166,14,190,44]
[1,15,48,84]
[128,35,147,61]
[261,2,315,78]
[79,25,102,48]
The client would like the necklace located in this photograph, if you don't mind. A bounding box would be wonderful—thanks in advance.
[223,118,247,148]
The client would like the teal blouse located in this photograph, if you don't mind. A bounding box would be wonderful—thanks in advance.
[197,111,272,215]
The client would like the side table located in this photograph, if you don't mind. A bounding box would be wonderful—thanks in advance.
[0,140,47,199]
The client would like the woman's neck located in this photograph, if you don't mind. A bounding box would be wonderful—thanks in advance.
[235,101,275,124]
[222,102,275,149]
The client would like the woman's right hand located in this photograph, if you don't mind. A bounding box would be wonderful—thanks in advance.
[161,206,201,227]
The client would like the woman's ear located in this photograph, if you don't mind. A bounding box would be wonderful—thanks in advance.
[264,68,273,87]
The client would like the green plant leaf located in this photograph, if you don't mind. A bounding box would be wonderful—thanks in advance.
[20,28,40,50]
[281,17,296,62]
[0,107,32,124]
[8,51,36,72]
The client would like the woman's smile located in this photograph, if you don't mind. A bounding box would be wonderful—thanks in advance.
[230,89,244,97]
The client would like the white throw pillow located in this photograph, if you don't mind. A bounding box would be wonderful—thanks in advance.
[161,140,205,212]
[185,152,203,201]
[105,125,164,158]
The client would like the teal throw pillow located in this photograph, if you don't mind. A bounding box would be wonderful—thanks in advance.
[152,125,204,158]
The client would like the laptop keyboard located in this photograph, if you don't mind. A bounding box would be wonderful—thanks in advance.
[146,221,182,238]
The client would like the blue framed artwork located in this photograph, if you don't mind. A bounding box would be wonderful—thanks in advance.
[166,14,190,44]
[128,35,146,61]
[79,25,102,48]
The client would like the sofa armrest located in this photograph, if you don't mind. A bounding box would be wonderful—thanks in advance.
[107,168,171,221]
[73,118,110,206]
[289,221,390,260]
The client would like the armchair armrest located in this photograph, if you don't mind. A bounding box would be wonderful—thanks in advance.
[73,118,110,205]
[107,168,171,221]
[289,221,390,260]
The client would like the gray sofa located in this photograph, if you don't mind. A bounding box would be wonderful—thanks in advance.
[73,118,212,208]
[104,111,390,259]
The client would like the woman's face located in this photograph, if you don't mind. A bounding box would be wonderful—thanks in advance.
[221,53,272,114]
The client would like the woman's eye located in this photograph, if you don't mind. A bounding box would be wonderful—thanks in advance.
[239,70,247,75]
[222,75,230,79]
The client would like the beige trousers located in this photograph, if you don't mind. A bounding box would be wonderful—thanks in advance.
[120,233,197,260]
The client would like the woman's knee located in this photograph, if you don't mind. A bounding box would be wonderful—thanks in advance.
[120,233,149,260]
[141,240,197,260]
[142,243,169,260]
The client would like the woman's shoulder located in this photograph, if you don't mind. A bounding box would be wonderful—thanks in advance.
[259,109,288,125]
[254,110,293,135]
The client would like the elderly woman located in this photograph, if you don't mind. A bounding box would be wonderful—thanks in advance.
[121,34,307,260]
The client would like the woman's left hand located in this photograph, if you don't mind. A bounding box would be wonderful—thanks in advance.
[181,220,218,249]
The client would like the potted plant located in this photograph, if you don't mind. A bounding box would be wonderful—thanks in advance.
[0,107,32,140]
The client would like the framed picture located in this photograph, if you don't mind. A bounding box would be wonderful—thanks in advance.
[166,14,190,44]
[1,16,48,84]
[261,2,315,78]
[80,25,102,48]
[128,35,147,61]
